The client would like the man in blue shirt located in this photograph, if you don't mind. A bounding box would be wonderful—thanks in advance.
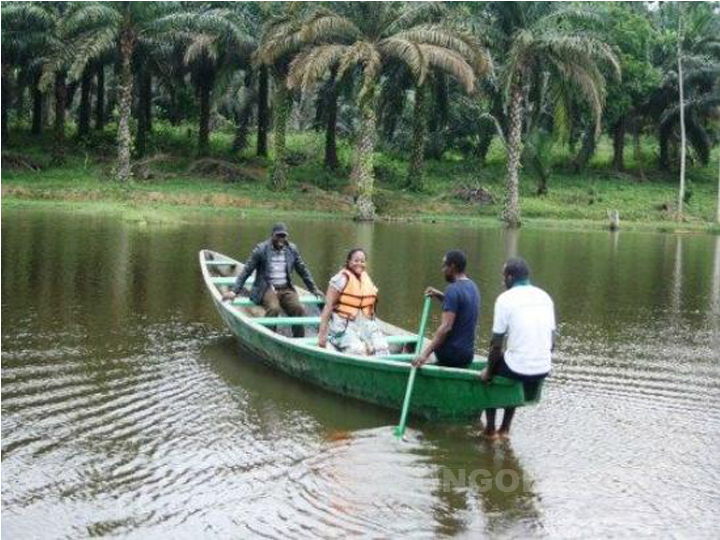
[413,250,480,369]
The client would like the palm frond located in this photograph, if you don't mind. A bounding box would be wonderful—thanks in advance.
[538,33,621,81]
[301,12,362,44]
[393,24,491,76]
[67,26,120,80]
[184,34,218,65]
[381,2,446,37]
[61,3,121,38]
[1,3,55,33]
[288,44,348,93]
[478,112,507,148]
[337,42,381,104]
[547,57,604,135]
[378,38,427,84]
[257,15,305,67]
[417,44,476,93]
[533,5,605,32]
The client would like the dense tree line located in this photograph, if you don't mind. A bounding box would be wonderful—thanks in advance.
[2,2,718,224]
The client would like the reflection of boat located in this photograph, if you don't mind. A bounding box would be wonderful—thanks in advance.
[200,249,540,421]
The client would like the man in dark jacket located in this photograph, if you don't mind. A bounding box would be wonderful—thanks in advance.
[222,223,321,337]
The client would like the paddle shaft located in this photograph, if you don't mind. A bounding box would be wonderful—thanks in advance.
[395,295,433,438]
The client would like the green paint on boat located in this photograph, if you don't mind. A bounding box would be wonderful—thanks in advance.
[200,250,541,421]
[233,296,324,307]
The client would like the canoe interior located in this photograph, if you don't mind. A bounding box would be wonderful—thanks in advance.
[199,249,541,421]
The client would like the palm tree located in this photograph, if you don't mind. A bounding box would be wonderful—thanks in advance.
[4,2,77,159]
[256,3,310,190]
[77,67,92,137]
[406,45,489,190]
[156,5,256,157]
[62,2,177,180]
[1,4,48,140]
[471,3,620,227]
[288,2,488,219]
[651,2,719,215]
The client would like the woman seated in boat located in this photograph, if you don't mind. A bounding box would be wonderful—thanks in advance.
[317,248,390,356]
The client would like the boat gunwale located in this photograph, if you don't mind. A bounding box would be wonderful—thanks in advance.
[199,249,516,385]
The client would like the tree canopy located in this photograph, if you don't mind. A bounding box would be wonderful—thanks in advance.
[2,1,718,224]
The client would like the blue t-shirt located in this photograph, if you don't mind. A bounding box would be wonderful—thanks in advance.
[441,278,480,355]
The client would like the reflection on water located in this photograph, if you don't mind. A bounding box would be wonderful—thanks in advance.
[2,208,719,538]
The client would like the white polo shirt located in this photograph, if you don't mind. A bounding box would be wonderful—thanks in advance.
[492,283,555,376]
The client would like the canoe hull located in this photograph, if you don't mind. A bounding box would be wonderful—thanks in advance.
[210,294,533,421]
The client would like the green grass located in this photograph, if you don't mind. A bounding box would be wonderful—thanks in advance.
[2,122,719,232]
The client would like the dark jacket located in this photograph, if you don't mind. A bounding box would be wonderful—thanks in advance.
[232,239,319,304]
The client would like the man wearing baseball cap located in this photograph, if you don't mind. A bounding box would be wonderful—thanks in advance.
[222,223,321,337]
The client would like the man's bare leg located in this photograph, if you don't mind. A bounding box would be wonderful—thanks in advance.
[498,407,516,439]
[483,409,497,438]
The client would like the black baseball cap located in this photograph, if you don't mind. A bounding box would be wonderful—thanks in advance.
[271,222,288,236]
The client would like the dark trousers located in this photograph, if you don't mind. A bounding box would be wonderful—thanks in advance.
[435,344,474,368]
[490,353,547,401]
[262,286,306,337]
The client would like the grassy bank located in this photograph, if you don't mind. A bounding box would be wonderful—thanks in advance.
[2,124,719,233]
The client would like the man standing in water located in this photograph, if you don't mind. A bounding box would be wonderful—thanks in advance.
[481,257,556,439]
[222,223,321,337]
[413,250,480,369]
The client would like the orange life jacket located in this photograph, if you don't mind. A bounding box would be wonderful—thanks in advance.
[335,269,378,320]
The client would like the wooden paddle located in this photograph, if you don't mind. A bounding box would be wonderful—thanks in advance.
[394,295,433,439]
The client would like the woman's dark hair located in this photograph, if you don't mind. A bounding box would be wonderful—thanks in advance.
[504,257,530,280]
[444,250,467,273]
[345,248,366,267]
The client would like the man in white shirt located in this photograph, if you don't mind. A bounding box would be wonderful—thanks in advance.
[481,258,556,439]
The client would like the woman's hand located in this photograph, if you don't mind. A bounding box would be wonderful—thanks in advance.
[318,334,327,348]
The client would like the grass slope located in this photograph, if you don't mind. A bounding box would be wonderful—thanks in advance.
[2,122,719,232]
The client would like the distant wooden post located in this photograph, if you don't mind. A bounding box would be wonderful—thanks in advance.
[608,210,620,231]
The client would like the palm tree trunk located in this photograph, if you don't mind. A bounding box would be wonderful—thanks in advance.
[32,78,43,136]
[270,81,290,190]
[634,127,646,181]
[355,99,377,221]
[677,12,686,221]
[257,65,269,157]
[168,85,180,126]
[2,59,10,146]
[52,72,67,163]
[136,67,151,158]
[427,74,448,160]
[95,64,105,131]
[232,69,253,153]
[573,123,596,173]
[715,154,720,224]
[65,82,78,112]
[42,91,50,129]
[115,27,134,182]
[198,79,211,157]
[143,70,152,133]
[477,111,496,166]
[78,70,91,137]
[612,117,625,171]
[15,83,25,125]
[406,83,428,191]
[502,83,523,228]
[324,68,339,170]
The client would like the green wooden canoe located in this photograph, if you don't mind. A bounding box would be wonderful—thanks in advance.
[200,249,540,421]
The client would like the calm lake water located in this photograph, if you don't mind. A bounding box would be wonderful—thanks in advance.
[2,208,719,538]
